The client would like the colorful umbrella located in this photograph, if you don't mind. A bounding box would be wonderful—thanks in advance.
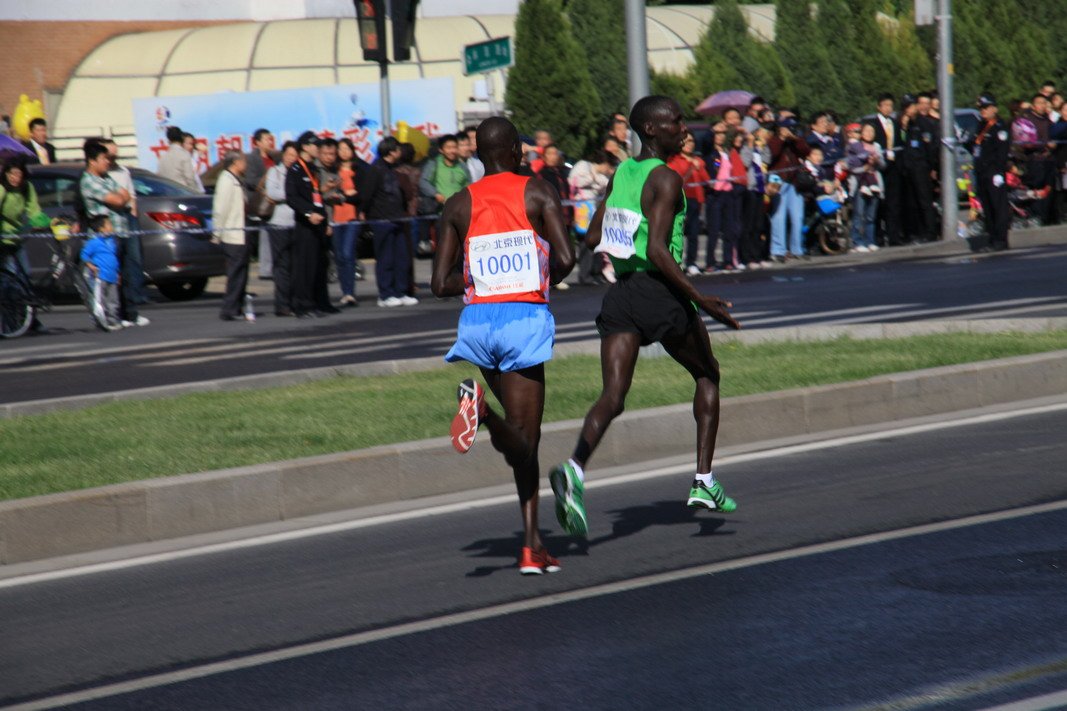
[0,134,34,163]
[695,90,755,117]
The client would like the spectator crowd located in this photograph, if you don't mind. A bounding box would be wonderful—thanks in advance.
[3,80,1067,333]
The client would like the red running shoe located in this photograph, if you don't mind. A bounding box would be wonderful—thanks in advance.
[518,546,562,575]
[450,379,486,454]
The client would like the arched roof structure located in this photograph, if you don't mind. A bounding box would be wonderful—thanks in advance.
[55,4,777,135]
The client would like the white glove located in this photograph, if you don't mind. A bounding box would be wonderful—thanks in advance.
[992,174,1004,188]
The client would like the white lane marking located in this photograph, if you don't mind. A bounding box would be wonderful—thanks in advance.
[7,498,1067,711]
[727,303,921,327]
[2,399,1067,592]
[811,297,1066,327]
[959,301,1067,320]
[0,338,218,367]
[981,688,1067,711]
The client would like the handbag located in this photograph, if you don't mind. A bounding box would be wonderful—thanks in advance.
[248,173,275,221]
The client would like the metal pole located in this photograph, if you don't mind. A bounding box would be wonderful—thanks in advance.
[624,0,649,153]
[380,0,392,135]
[937,0,958,241]
[486,71,498,117]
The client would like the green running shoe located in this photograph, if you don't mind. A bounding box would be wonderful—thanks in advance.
[687,479,737,512]
[549,462,588,537]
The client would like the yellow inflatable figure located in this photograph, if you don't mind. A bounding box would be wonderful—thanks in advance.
[394,121,430,161]
[12,94,46,141]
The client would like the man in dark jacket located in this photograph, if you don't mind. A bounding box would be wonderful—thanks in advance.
[898,94,939,242]
[22,118,56,165]
[970,94,1011,252]
[361,136,418,307]
[867,92,903,245]
[1012,94,1055,223]
[285,131,339,318]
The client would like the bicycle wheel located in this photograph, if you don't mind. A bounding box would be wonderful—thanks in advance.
[818,219,849,255]
[0,269,35,338]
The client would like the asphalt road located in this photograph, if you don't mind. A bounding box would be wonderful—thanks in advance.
[2,402,1066,710]
[2,245,1066,406]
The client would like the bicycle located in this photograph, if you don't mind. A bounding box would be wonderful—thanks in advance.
[0,219,101,338]
[804,195,852,256]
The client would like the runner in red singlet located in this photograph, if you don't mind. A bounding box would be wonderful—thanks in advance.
[431,117,575,575]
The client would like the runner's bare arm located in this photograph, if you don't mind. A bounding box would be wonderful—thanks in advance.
[642,166,741,330]
[430,190,472,298]
[582,175,615,250]
[525,178,575,284]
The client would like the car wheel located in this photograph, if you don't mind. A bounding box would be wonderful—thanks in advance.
[157,278,208,301]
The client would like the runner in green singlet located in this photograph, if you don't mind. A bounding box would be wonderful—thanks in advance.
[549,96,742,537]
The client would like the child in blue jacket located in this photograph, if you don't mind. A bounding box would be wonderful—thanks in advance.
[80,215,122,330]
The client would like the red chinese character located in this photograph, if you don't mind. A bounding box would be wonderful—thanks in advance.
[317,129,336,140]
[214,134,244,162]
[148,139,169,159]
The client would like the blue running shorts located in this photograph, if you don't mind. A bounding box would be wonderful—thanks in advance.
[445,302,555,372]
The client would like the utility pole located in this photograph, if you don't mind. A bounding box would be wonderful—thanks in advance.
[379,0,392,134]
[937,0,957,241]
[624,0,649,152]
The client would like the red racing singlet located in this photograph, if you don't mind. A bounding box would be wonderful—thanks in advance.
[463,172,550,305]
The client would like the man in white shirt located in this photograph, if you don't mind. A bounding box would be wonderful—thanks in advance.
[213,151,250,321]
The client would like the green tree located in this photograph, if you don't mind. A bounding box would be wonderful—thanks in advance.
[705,0,794,105]
[505,0,602,158]
[650,69,704,120]
[774,0,847,114]
[815,0,867,117]
[567,0,629,118]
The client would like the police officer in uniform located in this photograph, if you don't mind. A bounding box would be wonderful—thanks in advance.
[969,93,1011,252]
[898,93,939,242]
[285,131,340,317]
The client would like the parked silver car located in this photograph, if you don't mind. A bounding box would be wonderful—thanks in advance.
[24,163,225,300]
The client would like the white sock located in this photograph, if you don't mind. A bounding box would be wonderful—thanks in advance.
[568,458,585,482]
[695,471,715,486]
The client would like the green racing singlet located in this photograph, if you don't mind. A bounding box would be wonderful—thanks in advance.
[597,157,686,274]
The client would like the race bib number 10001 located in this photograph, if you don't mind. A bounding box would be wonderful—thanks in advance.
[595,206,641,259]
[468,229,540,297]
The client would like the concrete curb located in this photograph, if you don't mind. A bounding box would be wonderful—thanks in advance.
[2,348,1066,564]
[4,317,1066,420]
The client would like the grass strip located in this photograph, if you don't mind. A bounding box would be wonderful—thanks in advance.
[2,331,1066,501]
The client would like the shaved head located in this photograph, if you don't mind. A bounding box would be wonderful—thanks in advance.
[629,95,678,140]
[476,117,521,168]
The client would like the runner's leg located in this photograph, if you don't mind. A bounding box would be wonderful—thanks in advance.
[572,332,642,468]
[479,364,546,551]
[660,317,720,473]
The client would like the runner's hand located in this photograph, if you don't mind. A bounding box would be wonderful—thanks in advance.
[698,295,741,330]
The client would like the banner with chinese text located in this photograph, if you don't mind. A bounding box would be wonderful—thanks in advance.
[132,78,455,173]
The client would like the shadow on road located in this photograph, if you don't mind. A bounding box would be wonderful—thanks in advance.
[461,501,733,577]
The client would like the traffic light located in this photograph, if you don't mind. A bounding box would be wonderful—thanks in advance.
[391,0,419,62]
[354,0,386,63]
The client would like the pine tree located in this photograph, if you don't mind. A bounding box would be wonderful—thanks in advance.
[774,0,847,115]
[815,0,867,117]
[706,0,794,105]
[567,0,629,118]
[650,69,704,119]
[505,0,602,158]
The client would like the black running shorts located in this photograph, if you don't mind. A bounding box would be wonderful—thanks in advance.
[595,270,698,346]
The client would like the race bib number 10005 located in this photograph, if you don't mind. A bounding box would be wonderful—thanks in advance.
[468,229,540,297]
[595,206,641,259]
